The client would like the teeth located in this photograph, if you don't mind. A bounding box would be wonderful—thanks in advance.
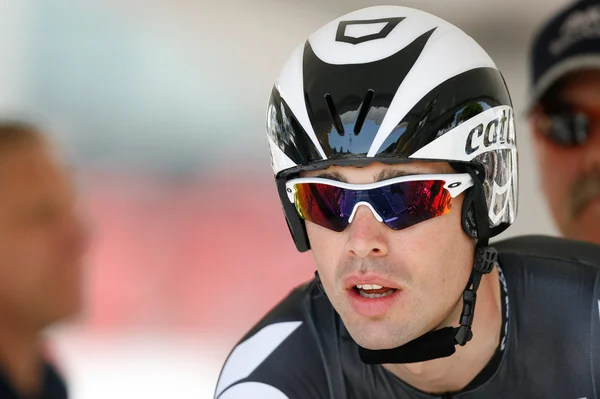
[358,289,395,299]
[355,284,383,290]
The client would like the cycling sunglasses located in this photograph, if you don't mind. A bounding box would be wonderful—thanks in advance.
[534,111,591,146]
[285,173,473,232]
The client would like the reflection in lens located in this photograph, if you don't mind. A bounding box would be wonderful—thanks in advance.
[293,180,452,233]
[372,180,452,230]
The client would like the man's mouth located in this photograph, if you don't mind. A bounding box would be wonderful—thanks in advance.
[354,284,398,299]
[346,279,402,317]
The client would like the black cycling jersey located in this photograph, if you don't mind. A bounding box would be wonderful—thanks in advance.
[214,236,600,398]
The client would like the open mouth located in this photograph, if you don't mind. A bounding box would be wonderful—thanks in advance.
[354,284,397,299]
[346,280,402,317]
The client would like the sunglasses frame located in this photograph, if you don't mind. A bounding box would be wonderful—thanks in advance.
[285,173,474,229]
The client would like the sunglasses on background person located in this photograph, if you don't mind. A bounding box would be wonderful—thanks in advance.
[533,110,597,146]
[285,173,474,233]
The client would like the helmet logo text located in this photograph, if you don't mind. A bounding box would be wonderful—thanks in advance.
[465,109,515,155]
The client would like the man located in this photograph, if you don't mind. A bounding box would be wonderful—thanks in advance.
[0,121,89,398]
[528,0,600,243]
[215,6,600,398]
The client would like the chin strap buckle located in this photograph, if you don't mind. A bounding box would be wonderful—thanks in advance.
[474,246,498,274]
[455,288,476,345]
[455,245,498,346]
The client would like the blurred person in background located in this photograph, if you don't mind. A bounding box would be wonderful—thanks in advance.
[215,5,600,399]
[0,121,89,399]
[528,0,600,244]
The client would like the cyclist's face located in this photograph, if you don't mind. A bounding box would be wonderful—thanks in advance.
[305,161,475,350]
[530,70,600,244]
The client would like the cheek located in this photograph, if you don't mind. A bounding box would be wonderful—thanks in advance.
[3,230,54,274]
[396,203,473,296]
[536,139,581,197]
[306,222,344,288]
[0,239,49,304]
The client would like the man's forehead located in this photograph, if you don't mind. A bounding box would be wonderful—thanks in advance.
[302,161,453,182]
[557,70,600,99]
[0,146,74,195]
[563,69,600,85]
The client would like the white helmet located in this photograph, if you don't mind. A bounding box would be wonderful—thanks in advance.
[266,5,518,252]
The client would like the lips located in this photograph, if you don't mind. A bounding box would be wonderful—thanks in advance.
[343,275,401,291]
[355,284,396,298]
[343,275,402,317]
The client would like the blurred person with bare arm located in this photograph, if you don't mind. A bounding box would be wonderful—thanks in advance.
[528,0,600,243]
[0,122,89,399]
[214,5,600,399]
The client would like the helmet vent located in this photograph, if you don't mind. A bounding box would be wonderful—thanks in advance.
[324,93,345,136]
[354,89,374,134]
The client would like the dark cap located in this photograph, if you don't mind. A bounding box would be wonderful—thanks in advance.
[530,0,600,106]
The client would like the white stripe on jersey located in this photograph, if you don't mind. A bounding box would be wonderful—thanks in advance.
[217,382,290,399]
[215,321,302,398]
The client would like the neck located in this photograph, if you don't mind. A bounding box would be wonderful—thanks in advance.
[383,267,502,394]
[0,310,44,397]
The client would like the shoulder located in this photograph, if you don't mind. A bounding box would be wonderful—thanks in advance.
[494,235,600,268]
[214,281,332,399]
[492,236,600,394]
[493,235,600,305]
[493,235,600,283]
[494,235,600,342]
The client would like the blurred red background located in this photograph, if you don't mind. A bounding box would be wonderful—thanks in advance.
[83,172,314,332]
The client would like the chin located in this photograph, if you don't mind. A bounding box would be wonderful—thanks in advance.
[344,320,413,350]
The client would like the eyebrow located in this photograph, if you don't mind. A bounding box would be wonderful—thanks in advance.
[316,171,348,182]
[374,169,417,181]
[315,168,424,183]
